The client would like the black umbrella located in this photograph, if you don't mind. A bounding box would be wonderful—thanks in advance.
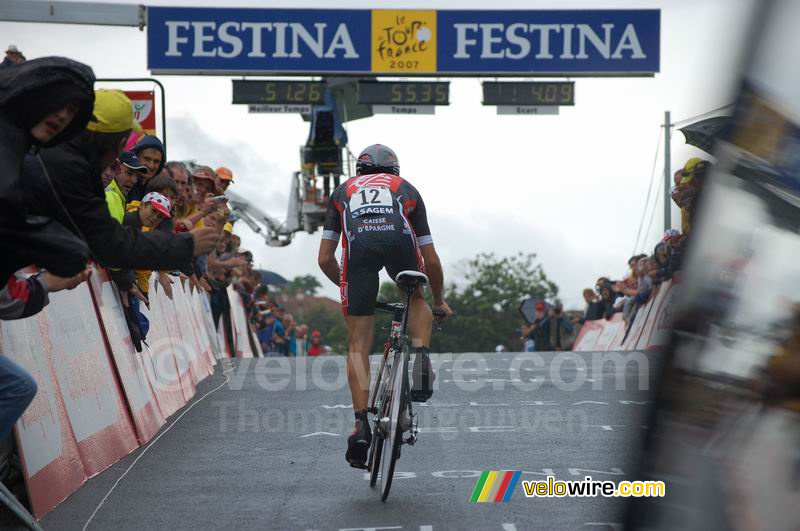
[518,297,548,324]
[254,269,289,286]
[679,116,730,154]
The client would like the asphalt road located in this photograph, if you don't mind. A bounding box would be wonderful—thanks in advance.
[40,350,663,531]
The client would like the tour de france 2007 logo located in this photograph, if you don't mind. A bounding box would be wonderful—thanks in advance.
[371,10,437,73]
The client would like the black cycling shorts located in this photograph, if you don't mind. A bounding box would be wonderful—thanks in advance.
[340,231,424,316]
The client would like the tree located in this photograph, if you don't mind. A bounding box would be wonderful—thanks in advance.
[431,253,558,353]
[286,275,322,296]
[297,305,348,355]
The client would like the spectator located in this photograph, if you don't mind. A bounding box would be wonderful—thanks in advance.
[652,242,672,284]
[272,307,287,355]
[0,45,24,69]
[105,151,146,223]
[598,285,621,320]
[296,324,308,357]
[547,299,574,351]
[215,166,235,192]
[127,135,166,202]
[581,288,604,321]
[308,330,323,356]
[663,229,684,273]
[284,314,297,356]
[257,312,276,354]
[101,159,119,188]
[124,192,174,307]
[167,161,194,230]
[20,88,218,273]
[522,302,552,352]
[1,56,95,285]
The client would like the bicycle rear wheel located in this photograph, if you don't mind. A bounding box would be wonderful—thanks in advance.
[380,347,409,502]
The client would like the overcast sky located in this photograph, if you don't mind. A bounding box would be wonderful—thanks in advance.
[1,0,757,308]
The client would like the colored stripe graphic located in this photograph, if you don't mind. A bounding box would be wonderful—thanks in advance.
[477,471,498,502]
[487,471,505,501]
[493,471,515,502]
[501,471,522,502]
[470,471,522,502]
[469,471,490,502]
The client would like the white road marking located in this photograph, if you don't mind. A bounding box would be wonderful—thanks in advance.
[502,524,518,531]
[300,432,340,438]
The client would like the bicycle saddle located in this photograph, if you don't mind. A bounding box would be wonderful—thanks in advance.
[395,270,428,290]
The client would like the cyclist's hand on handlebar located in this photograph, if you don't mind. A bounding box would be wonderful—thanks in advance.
[432,302,453,321]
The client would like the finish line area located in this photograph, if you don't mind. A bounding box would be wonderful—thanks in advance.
[39,352,661,530]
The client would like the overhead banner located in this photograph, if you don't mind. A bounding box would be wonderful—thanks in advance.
[147,8,660,76]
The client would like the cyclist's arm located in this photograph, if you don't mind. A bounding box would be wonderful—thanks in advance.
[318,197,341,286]
[419,244,444,305]
[406,194,444,302]
[318,239,340,286]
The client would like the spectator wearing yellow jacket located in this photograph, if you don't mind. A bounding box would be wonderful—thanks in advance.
[104,151,146,223]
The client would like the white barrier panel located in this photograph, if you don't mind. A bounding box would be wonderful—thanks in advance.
[573,320,603,351]
[573,281,676,352]
[648,281,677,347]
[227,286,254,358]
[193,290,223,360]
[175,281,216,374]
[89,270,166,444]
[145,276,197,402]
[593,314,626,351]
[138,291,191,415]
[0,312,86,517]
[1,284,139,517]
[169,280,213,381]
[636,281,672,350]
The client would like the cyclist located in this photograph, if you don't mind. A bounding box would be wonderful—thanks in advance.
[317,144,452,467]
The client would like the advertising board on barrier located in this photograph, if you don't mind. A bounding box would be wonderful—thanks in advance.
[123,90,156,135]
[147,8,660,76]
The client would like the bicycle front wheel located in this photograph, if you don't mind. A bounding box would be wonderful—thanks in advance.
[380,348,409,502]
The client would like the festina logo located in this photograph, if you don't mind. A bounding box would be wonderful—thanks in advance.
[163,21,360,59]
[453,23,646,60]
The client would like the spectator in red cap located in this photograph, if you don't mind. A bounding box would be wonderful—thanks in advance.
[308,330,323,356]
[521,302,552,352]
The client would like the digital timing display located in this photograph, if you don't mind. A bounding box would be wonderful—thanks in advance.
[232,80,326,104]
[482,82,575,106]
[357,82,450,105]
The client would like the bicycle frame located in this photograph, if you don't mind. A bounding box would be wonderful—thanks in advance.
[368,287,414,416]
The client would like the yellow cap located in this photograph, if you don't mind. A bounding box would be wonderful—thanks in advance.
[86,89,144,134]
[223,222,233,233]
[680,157,704,185]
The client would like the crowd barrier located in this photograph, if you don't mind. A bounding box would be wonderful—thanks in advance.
[573,280,676,351]
[0,266,256,519]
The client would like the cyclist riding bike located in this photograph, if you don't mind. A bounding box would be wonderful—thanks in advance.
[317,144,452,468]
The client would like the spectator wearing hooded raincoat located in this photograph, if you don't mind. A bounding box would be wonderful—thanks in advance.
[127,134,166,202]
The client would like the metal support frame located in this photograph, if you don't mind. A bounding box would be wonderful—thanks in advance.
[0,1,144,28]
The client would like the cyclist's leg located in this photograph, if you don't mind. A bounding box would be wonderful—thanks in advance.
[407,287,433,349]
[341,243,381,411]
[346,315,375,411]
[341,248,381,467]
